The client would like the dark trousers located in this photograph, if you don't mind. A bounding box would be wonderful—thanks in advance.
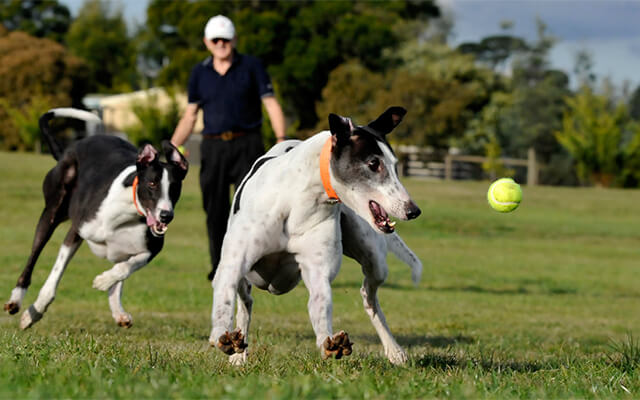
[200,133,264,280]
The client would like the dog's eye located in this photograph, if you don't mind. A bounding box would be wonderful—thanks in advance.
[368,158,380,172]
[148,181,157,189]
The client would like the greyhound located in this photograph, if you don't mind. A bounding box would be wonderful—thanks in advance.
[210,106,421,365]
[4,108,188,329]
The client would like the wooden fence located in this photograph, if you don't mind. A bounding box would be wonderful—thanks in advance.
[398,146,539,185]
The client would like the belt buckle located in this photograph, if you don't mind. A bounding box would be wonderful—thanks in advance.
[220,131,234,141]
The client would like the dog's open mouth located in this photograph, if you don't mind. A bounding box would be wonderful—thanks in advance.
[146,210,168,237]
[369,200,396,233]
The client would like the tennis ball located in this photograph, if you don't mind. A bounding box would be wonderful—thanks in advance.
[177,145,186,155]
[487,178,522,213]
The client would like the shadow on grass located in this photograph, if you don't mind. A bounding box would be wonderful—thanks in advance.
[355,332,474,348]
[332,281,419,291]
[333,281,578,296]
[415,352,546,373]
[425,284,577,296]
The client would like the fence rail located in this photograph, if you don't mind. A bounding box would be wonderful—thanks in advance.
[398,146,539,185]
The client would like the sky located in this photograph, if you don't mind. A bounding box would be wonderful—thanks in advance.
[60,0,640,89]
[442,0,640,89]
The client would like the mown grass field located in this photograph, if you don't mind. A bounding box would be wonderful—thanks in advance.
[2,150,640,398]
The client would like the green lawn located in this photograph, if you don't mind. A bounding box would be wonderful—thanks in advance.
[1,150,640,398]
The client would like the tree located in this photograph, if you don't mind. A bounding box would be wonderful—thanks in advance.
[316,41,498,148]
[65,0,137,93]
[628,85,640,121]
[141,0,229,87]
[458,35,528,71]
[0,0,71,43]
[457,91,513,153]
[0,96,52,151]
[315,60,384,132]
[125,88,183,148]
[573,49,596,88]
[555,87,640,187]
[461,19,572,185]
[0,29,88,150]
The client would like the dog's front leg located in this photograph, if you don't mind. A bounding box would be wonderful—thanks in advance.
[228,278,252,366]
[209,259,251,358]
[300,266,353,360]
[92,252,151,291]
[108,281,133,327]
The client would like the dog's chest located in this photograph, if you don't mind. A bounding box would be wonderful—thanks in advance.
[79,167,149,261]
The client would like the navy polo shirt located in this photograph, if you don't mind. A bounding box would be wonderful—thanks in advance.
[187,52,275,135]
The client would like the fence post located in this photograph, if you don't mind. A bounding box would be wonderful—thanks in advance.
[444,154,452,180]
[527,147,537,186]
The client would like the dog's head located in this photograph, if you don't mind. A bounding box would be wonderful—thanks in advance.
[328,106,420,234]
[135,141,189,237]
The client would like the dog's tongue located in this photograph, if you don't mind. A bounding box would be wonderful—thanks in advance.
[146,212,157,227]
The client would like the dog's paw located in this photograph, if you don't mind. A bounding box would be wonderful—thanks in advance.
[386,348,408,365]
[114,313,133,328]
[4,301,20,315]
[323,331,353,360]
[92,273,118,291]
[19,305,42,330]
[229,351,248,366]
[216,330,248,355]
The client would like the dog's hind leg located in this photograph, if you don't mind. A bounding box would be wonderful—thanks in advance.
[4,161,76,315]
[353,239,408,364]
[341,209,407,364]
[360,261,408,365]
[108,281,133,328]
[385,233,422,285]
[4,208,62,314]
[20,228,82,329]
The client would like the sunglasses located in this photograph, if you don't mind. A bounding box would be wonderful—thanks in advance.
[212,38,231,45]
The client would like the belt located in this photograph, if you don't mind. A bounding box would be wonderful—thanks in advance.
[204,131,248,141]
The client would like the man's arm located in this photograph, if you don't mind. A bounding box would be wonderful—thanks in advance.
[262,96,286,143]
[171,103,200,147]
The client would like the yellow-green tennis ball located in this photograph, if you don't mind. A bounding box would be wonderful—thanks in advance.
[177,145,186,155]
[487,178,522,213]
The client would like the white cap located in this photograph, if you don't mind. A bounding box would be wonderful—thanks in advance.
[204,15,235,40]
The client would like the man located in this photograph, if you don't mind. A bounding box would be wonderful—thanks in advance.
[171,15,286,280]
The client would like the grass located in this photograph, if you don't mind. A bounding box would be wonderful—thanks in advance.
[2,150,640,398]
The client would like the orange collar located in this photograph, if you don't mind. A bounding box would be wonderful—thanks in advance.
[132,176,145,216]
[319,137,340,202]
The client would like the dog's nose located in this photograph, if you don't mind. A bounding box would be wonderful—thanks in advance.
[159,210,174,224]
[406,201,421,220]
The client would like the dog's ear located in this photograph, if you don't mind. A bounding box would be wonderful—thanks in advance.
[137,143,158,167]
[367,106,407,135]
[328,113,353,146]
[162,140,189,174]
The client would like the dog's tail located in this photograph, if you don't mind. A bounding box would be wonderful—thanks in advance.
[385,233,422,286]
[39,108,103,161]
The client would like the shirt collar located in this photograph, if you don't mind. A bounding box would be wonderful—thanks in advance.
[202,51,243,69]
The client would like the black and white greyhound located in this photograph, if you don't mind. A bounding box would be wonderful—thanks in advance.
[210,106,422,365]
[4,108,188,329]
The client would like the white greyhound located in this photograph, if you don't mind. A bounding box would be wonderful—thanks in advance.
[210,107,421,365]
